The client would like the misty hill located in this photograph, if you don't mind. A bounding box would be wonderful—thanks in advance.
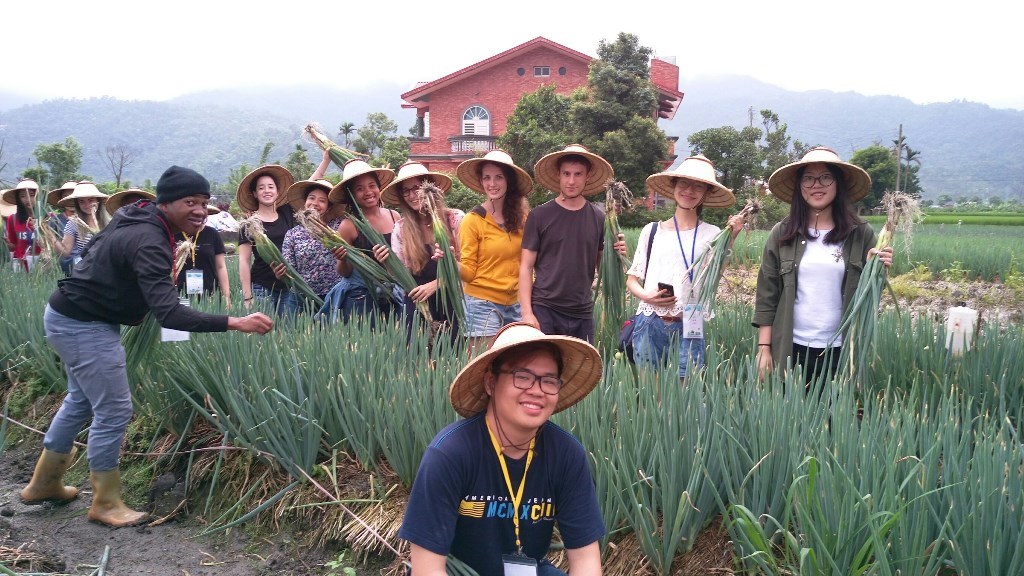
[1,77,1022,199]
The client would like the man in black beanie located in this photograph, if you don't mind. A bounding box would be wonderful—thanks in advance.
[21,166,274,527]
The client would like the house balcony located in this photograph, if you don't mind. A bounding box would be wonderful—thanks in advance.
[448,135,498,153]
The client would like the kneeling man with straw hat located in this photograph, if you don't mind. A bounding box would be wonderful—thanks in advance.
[20,166,275,527]
[400,322,605,575]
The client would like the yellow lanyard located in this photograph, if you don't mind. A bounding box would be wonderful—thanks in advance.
[485,418,535,554]
[184,226,202,265]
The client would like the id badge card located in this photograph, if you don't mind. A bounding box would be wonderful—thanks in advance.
[502,553,538,576]
[161,298,191,342]
[683,303,705,339]
[185,269,204,295]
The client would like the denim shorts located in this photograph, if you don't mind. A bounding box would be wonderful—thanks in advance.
[631,312,706,377]
[463,294,521,337]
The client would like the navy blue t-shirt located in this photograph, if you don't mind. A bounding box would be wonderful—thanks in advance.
[399,414,605,574]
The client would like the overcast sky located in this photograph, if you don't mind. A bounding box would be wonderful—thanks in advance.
[4,0,1020,111]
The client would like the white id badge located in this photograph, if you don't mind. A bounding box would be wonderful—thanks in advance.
[185,269,204,295]
[502,553,538,576]
[161,298,191,342]
[683,303,705,339]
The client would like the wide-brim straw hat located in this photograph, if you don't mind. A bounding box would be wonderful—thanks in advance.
[533,144,614,196]
[456,149,534,198]
[57,182,108,208]
[0,192,14,218]
[2,178,39,206]
[47,181,79,208]
[379,161,453,207]
[328,159,397,206]
[287,179,346,222]
[105,188,156,215]
[448,322,603,418]
[236,165,295,213]
[768,146,872,204]
[646,155,736,208]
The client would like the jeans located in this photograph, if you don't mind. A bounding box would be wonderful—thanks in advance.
[631,312,706,378]
[252,283,296,317]
[42,305,132,472]
[462,294,521,337]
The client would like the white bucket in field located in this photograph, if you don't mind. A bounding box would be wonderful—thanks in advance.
[161,298,191,342]
[945,304,978,356]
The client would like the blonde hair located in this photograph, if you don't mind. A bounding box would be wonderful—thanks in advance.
[396,178,456,274]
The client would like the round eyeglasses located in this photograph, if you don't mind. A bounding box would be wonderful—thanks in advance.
[801,173,835,188]
[498,368,563,395]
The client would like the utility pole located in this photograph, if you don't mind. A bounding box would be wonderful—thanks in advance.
[894,123,903,192]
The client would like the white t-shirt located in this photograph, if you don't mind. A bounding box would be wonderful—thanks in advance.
[793,231,845,348]
[627,220,721,317]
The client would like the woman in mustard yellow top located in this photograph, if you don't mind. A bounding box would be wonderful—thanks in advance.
[456,150,533,353]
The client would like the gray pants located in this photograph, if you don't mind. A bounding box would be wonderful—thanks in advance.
[42,305,132,472]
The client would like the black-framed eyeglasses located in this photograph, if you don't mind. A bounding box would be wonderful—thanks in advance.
[400,185,421,197]
[801,173,835,188]
[498,368,563,395]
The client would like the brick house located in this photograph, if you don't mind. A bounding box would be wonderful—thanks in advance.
[400,36,683,207]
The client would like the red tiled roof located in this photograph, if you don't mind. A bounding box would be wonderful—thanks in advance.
[400,37,593,103]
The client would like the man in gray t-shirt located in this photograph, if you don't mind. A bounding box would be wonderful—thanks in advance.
[519,144,619,342]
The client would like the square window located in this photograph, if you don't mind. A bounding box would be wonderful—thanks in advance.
[533,66,550,77]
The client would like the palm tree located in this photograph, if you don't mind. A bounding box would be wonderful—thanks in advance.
[901,146,922,192]
[338,122,356,147]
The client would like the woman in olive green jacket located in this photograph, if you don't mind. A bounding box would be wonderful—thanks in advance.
[753,147,892,383]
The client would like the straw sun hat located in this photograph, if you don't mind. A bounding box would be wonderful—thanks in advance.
[286,179,346,222]
[327,159,396,206]
[646,154,736,208]
[236,165,295,213]
[767,146,872,204]
[57,182,108,208]
[1,178,39,206]
[456,149,534,198]
[105,188,156,215]
[379,161,453,207]
[47,181,79,208]
[533,144,614,196]
[448,322,603,418]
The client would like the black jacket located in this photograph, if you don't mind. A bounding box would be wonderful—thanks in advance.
[49,201,228,332]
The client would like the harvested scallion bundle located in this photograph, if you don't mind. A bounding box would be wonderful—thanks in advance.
[305,124,367,170]
[420,182,464,327]
[346,202,431,322]
[692,198,760,318]
[835,191,922,380]
[595,179,632,353]
[239,216,324,308]
[295,208,396,305]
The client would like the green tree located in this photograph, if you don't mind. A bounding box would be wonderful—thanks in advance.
[284,144,315,182]
[33,137,85,187]
[258,142,274,166]
[338,122,356,147]
[572,32,666,195]
[497,84,579,182]
[850,144,898,209]
[378,136,410,170]
[687,126,761,192]
[936,194,953,205]
[352,113,399,163]
[445,179,485,212]
[988,195,1003,207]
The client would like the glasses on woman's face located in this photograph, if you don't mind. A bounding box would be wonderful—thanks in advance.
[400,184,421,197]
[801,173,835,188]
[498,368,563,395]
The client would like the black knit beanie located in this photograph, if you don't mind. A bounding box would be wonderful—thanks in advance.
[156,166,210,204]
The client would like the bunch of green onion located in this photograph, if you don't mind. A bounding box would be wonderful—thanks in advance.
[692,198,760,318]
[834,191,922,380]
[419,182,465,327]
[295,208,396,305]
[304,124,367,170]
[345,203,432,322]
[239,216,324,308]
[595,179,632,354]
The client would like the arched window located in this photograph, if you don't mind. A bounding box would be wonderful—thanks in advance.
[462,106,490,136]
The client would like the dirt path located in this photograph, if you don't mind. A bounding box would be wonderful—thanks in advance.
[0,437,333,576]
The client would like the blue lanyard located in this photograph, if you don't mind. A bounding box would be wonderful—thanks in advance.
[673,215,699,287]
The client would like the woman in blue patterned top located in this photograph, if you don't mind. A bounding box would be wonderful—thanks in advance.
[281,179,347,310]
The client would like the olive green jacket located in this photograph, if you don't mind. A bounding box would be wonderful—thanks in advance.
[752,221,877,367]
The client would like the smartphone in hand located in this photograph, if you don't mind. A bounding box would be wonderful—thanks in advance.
[657,282,675,297]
